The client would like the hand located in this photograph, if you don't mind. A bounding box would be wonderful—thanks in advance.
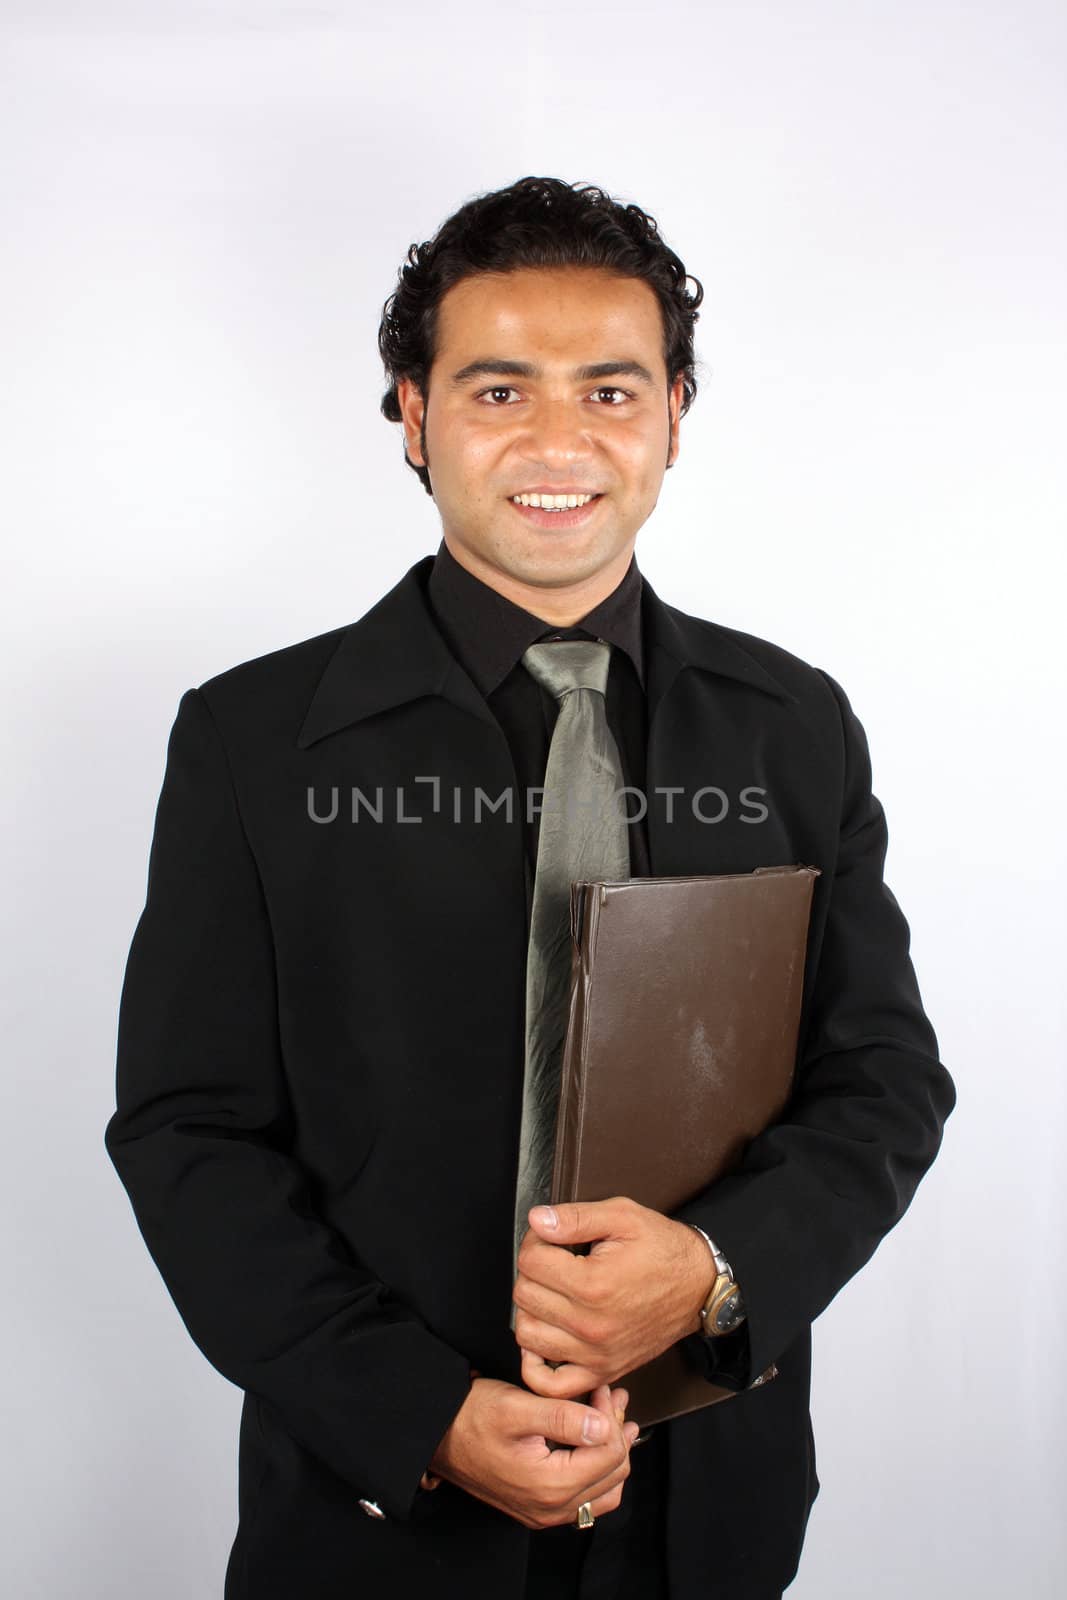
[513,1197,715,1400]
[428,1377,640,1529]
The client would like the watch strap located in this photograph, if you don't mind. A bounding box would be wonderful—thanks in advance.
[686,1223,747,1334]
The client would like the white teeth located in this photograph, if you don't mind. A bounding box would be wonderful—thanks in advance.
[511,492,598,509]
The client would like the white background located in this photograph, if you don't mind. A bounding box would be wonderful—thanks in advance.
[3,1,1064,1594]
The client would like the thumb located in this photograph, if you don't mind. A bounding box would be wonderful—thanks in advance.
[528,1201,614,1243]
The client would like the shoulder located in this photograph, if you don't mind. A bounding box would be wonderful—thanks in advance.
[197,621,349,700]
[660,593,847,719]
[653,593,871,788]
[187,559,430,748]
[189,621,352,752]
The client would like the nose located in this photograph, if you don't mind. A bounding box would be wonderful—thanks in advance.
[518,394,596,473]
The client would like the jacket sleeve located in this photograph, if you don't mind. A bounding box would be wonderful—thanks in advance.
[104,687,474,1521]
[672,669,957,1390]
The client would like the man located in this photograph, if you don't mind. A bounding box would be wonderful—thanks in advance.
[105,176,956,1599]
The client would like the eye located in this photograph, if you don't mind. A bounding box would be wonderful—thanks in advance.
[589,387,633,405]
[476,386,522,404]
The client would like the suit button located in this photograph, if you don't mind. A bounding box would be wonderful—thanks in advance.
[357,1498,386,1520]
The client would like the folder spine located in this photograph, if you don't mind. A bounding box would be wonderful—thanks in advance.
[551,883,600,1204]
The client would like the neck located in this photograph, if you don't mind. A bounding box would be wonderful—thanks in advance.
[441,536,635,626]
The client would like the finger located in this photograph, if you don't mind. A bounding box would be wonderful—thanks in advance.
[565,1423,634,1504]
[543,1433,633,1504]
[534,1470,629,1532]
[512,1268,583,1329]
[586,1479,627,1518]
[589,1381,616,1417]
[588,1396,640,1449]
[516,1235,592,1298]
[514,1305,600,1368]
[597,1385,640,1447]
[588,1385,640,1462]
[532,1394,628,1483]
[538,1428,631,1504]
[574,1448,632,1504]
[538,1386,630,1493]
[521,1346,602,1400]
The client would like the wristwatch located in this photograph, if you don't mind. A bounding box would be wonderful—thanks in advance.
[688,1223,747,1336]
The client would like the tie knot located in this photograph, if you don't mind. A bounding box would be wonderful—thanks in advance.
[521,638,612,700]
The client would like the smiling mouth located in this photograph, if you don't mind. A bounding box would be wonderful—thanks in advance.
[508,492,604,519]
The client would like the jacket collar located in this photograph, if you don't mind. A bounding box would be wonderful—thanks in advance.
[295,553,794,750]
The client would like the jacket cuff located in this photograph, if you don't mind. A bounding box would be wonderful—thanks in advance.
[680,1321,752,1392]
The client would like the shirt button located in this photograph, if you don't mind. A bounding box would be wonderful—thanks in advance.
[357,1498,386,1520]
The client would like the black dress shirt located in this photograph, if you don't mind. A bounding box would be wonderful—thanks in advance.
[425,538,668,1598]
[425,538,653,908]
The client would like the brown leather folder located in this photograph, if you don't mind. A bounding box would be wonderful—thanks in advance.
[550,864,821,1427]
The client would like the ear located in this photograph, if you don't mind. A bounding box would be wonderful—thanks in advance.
[666,373,684,469]
[396,377,428,466]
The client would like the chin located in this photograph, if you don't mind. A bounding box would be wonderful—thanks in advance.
[508,548,613,590]
[513,524,625,569]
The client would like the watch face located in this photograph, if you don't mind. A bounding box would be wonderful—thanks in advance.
[714,1290,746,1334]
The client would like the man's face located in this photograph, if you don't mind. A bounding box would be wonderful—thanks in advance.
[396,267,684,597]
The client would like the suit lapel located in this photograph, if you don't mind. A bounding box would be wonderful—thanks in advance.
[294,553,799,880]
[296,555,792,744]
[295,555,496,750]
[640,573,797,877]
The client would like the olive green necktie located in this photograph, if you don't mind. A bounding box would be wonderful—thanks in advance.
[510,639,631,1289]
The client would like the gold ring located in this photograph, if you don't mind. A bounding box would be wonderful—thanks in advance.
[575,1500,595,1530]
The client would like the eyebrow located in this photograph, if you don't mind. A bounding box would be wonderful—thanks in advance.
[447,358,657,389]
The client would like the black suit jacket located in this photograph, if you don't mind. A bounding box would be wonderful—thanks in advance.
[105,554,956,1599]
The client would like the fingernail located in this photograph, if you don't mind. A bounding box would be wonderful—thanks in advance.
[583,1414,608,1443]
[532,1206,558,1229]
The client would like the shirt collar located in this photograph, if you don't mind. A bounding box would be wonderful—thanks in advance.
[426,537,645,698]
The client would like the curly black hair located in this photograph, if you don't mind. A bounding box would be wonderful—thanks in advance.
[378,175,704,496]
